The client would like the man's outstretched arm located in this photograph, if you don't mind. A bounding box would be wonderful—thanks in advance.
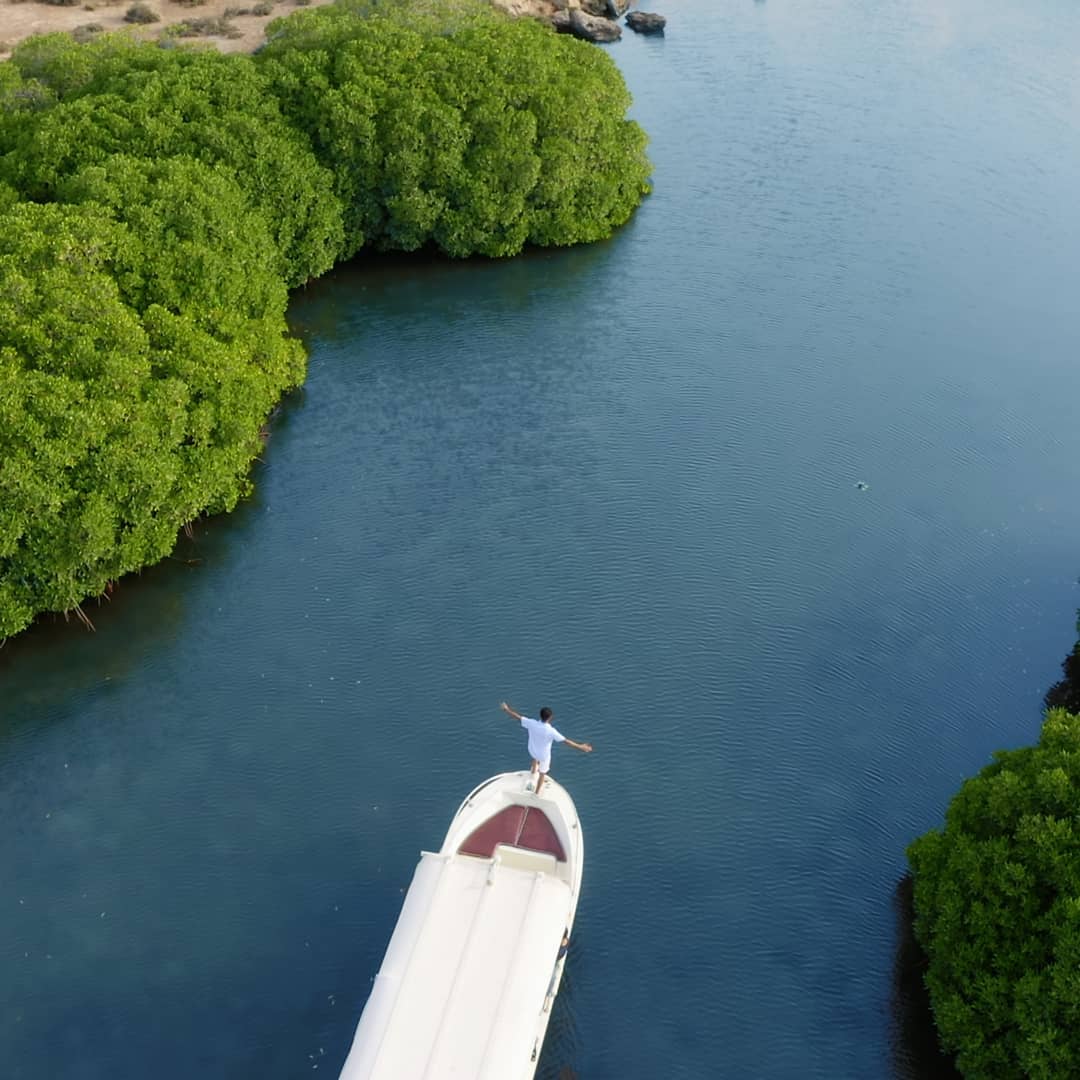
[500,701,524,721]
[564,739,593,753]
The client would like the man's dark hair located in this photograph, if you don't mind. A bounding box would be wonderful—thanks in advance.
[540,707,553,722]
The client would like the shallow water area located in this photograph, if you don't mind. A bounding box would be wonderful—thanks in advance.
[5,1,1080,1077]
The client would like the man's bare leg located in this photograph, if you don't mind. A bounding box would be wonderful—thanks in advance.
[535,770,546,797]
[529,761,539,791]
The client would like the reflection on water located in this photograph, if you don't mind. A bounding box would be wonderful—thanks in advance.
[890,875,960,1079]
[0,533,195,740]
[0,394,308,745]
[286,239,614,350]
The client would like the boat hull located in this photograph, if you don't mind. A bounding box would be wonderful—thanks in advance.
[339,771,583,1080]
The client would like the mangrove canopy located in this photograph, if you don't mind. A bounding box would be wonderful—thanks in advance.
[0,0,651,638]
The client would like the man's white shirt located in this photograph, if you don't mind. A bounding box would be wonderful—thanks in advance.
[521,716,566,766]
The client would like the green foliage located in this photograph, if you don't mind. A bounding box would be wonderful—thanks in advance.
[257,0,651,258]
[57,156,281,315]
[0,198,303,638]
[4,11,648,270]
[5,32,103,99]
[9,33,184,100]
[0,54,56,143]
[907,709,1080,1078]
[0,4,650,636]
[3,37,344,286]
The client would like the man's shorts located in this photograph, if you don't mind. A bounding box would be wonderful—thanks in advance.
[533,756,552,775]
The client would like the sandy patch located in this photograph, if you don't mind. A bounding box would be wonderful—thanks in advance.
[492,0,553,16]
[1,0,334,60]
[0,0,554,60]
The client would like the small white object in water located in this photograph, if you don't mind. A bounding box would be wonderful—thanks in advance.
[855,480,869,491]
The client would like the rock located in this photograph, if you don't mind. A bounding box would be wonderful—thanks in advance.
[577,0,627,14]
[551,8,622,41]
[626,10,666,33]
[573,9,623,39]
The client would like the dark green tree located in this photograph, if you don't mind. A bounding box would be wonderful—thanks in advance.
[907,708,1080,1078]
[1044,611,1080,715]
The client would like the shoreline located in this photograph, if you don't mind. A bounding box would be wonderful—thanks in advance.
[0,0,554,60]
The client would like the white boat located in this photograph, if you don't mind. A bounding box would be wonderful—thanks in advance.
[338,770,584,1080]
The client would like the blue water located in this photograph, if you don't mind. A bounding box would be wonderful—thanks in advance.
[5,1,1080,1076]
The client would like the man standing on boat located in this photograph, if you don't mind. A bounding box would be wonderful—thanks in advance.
[499,701,593,795]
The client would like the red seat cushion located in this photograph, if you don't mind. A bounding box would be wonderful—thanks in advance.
[458,805,566,862]
[517,807,566,862]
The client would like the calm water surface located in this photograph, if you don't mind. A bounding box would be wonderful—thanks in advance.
[5,1,1080,1076]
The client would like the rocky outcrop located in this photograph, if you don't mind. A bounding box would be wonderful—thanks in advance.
[626,10,666,34]
[551,8,622,42]
[494,0,557,16]
[577,0,629,18]
[495,0,637,45]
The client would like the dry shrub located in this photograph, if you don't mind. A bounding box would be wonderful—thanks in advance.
[124,1,160,20]
[172,14,241,36]
[72,21,105,40]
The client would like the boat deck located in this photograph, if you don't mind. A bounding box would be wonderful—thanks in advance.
[458,803,567,861]
[339,773,582,1080]
[340,852,571,1080]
